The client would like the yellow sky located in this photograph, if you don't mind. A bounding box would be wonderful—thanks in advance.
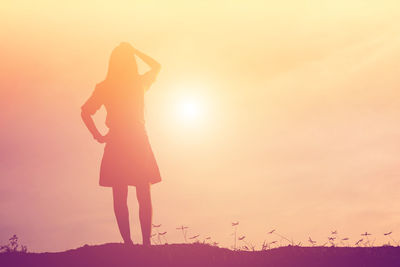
[1,0,400,251]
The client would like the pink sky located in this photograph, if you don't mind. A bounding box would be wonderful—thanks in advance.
[1,1,400,251]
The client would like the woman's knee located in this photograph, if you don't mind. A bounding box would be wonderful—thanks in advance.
[113,186,128,206]
[136,184,151,206]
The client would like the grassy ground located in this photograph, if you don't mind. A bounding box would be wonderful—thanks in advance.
[1,243,400,267]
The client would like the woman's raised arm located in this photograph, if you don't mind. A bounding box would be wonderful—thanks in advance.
[134,48,161,91]
[134,49,161,72]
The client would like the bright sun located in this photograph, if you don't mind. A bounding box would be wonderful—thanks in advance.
[170,82,214,127]
[179,99,202,120]
[175,94,206,124]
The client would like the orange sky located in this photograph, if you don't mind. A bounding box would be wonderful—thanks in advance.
[1,0,400,251]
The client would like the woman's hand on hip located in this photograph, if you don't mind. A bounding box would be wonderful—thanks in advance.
[93,132,110,144]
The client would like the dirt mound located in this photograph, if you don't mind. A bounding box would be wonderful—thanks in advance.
[1,243,400,267]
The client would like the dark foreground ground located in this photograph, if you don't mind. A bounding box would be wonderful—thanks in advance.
[1,243,400,267]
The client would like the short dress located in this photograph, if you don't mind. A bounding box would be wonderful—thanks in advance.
[81,75,162,187]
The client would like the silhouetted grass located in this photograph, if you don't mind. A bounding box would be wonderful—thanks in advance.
[3,229,400,267]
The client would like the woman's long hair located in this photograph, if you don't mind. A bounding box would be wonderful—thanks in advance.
[105,42,139,84]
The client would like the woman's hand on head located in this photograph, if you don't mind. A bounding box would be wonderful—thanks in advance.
[118,42,137,54]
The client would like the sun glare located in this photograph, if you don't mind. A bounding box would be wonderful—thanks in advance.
[177,96,204,123]
[180,99,201,119]
[169,82,215,128]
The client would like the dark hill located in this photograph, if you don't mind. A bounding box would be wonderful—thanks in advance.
[1,243,400,267]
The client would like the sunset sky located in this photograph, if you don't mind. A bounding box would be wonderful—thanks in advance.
[2,0,400,251]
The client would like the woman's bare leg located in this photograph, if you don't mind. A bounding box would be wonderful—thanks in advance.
[136,183,152,246]
[112,185,132,244]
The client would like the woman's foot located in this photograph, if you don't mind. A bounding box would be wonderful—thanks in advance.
[124,239,134,247]
[142,239,151,247]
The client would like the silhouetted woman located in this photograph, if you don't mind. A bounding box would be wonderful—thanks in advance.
[81,42,162,246]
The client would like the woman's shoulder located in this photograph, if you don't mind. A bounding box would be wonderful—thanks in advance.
[95,80,107,90]
[93,80,109,96]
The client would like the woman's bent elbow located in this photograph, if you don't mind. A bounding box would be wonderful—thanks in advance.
[155,63,161,72]
[81,109,90,119]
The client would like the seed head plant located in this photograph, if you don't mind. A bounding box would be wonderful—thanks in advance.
[0,235,27,253]
[231,221,239,250]
[176,225,189,243]
[189,234,200,243]
[158,231,168,244]
[361,232,372,247]
[384,231,398,246]
[308,237,317,246]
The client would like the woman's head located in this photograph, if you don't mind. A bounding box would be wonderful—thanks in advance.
[105,42,138,82]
